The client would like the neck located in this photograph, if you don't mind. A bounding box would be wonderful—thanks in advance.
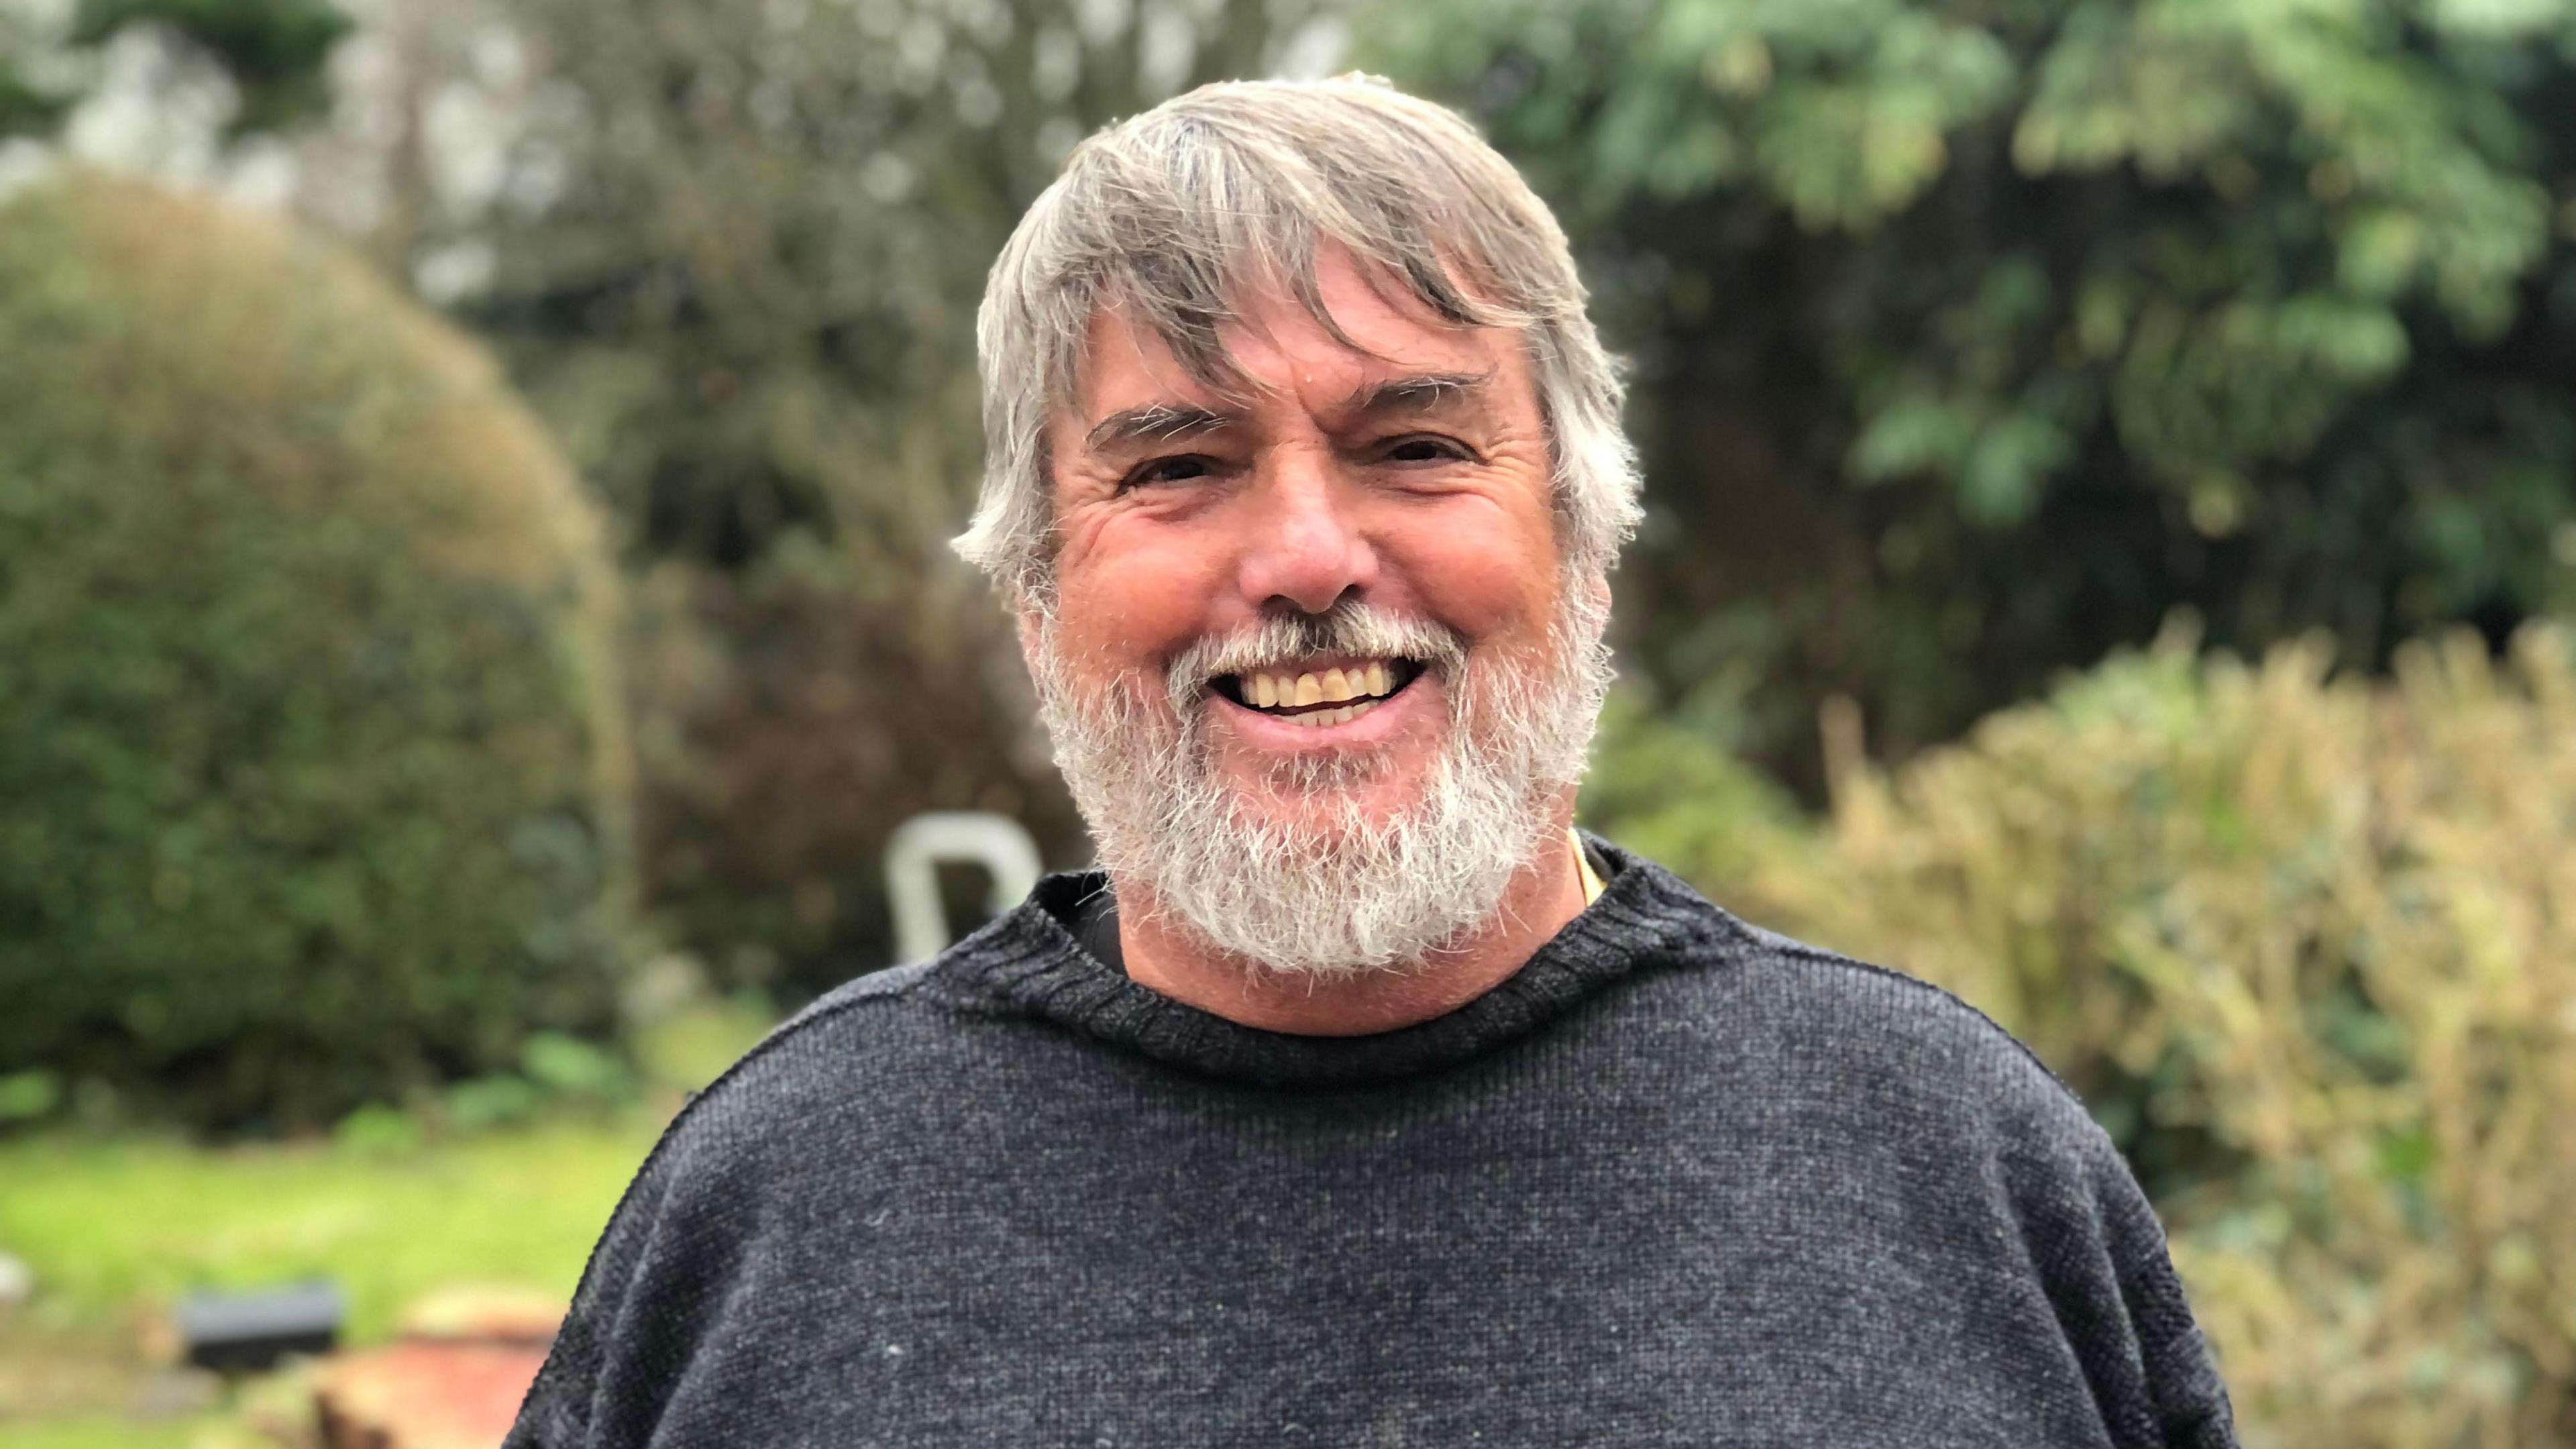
[1114,802,1591,1036]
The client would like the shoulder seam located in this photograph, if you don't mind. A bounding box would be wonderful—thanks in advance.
[1699,906,2096,1118]
[680,959,943,1123]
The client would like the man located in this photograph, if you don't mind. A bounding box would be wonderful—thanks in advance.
[508,76,2237,1447]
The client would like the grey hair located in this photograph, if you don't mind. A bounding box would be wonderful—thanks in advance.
[953,74,1642,606]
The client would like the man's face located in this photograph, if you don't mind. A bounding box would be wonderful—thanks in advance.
[1027,247,1606,973]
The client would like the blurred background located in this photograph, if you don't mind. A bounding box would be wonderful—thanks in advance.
[2,0,2574,1443]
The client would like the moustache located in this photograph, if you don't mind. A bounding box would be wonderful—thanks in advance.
[1160,602,1470,714]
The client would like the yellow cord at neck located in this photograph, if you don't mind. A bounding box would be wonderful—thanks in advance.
[1572,827,1606,907]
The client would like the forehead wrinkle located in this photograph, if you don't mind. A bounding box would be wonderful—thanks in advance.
[1114,248,1468,394]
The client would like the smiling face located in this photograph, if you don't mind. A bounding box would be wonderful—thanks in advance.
[1024,248,1612,975]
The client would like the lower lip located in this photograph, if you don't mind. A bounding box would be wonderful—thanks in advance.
[1210,674,1437,750]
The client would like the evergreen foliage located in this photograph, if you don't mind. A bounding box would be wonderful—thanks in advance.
[0,175,631,1130]
[68,0,347,133]
[0,0,343,144]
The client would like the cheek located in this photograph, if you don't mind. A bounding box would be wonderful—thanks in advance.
[1377,499,1561,645]
[1053,526,1229,666]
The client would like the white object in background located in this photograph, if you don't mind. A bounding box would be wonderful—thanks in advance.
[883,812,1043,963]
[0,1250,32,1309]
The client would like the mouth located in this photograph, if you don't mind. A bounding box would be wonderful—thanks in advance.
[1208,656,1427,729]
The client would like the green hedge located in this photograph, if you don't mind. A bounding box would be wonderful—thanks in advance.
[0,174,631,1130]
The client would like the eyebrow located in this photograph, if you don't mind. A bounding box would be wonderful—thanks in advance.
[1083,401,1240,453]
[1343,370,1496,417]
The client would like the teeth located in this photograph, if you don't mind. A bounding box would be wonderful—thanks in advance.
[1287,700,1378,729]
[1236,661,1403,716]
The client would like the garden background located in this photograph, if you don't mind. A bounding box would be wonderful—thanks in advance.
[4,0,2575,1443]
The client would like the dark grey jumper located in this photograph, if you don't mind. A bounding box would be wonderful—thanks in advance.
[508,840,2237,1448]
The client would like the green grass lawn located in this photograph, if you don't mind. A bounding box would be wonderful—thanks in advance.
[0,1119,662,1444]
[0,1411,228,1448]
[0,1000,773,1442]
[0,994,775,1353]
[0,1120,662,1346]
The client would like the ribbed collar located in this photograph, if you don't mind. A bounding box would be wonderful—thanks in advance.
[922,837,1727,1089]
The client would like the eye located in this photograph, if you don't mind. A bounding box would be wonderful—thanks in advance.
[1122,455,1216,490]
[1383,435,1470,464]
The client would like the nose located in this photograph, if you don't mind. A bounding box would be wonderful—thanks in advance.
[1233,449,1378,614]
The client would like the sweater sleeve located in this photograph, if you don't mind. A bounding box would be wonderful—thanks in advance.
[2003,1099,2241,1449]
[503,1111,746,1449]
[500,1152,666,1449]
[504,977,922,1448]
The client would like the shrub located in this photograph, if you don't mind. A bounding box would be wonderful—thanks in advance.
[1607,625,2576,1444]
[1579,681,1814,894]
[0,174,631,1131]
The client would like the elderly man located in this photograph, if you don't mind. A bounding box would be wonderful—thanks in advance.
[508,77,2237,1448]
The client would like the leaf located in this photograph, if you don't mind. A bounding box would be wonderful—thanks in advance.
[2274,294,2410,380]
[1851,395,1976,483]
[1956,415,2074,524]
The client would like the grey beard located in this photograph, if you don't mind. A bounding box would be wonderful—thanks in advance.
[1028,580,1613,978]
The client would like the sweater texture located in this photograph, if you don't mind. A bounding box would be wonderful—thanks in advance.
[507,839,2239,1447]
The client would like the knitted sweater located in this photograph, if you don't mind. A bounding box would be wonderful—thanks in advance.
[506,841,2238,1447]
